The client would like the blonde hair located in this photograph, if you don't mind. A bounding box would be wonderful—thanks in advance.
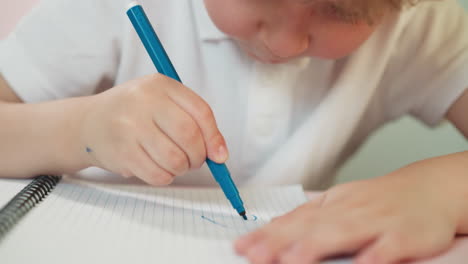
[316,0,423,24]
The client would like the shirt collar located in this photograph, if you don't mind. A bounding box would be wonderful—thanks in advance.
[192,0,230,41]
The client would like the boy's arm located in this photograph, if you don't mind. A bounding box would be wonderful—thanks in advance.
[447,88,468,138]
[236,89,468,264]
[0,73,228,184]
[0,74,91,178]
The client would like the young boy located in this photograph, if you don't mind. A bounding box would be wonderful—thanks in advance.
[0,0,467,263]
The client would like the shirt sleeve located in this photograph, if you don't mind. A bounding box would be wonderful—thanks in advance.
[383,0,468,126]
[0,0,125,102]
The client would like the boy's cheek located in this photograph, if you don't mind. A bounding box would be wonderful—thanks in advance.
[309,24,377,59]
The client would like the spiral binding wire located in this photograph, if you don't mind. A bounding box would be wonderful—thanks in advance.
[0,175,61,241]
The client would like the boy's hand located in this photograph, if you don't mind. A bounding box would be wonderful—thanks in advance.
[235,153,468,264]
[79,74,228,185]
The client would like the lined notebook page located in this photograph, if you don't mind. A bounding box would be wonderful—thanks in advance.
[0,177,311,263]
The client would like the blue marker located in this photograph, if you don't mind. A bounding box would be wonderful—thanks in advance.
[127,1,247,220]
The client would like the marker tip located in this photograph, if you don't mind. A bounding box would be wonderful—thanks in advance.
[240,211,247,220]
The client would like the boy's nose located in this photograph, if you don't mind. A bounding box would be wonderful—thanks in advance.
[262,30,310,59]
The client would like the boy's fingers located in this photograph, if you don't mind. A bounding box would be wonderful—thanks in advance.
[153,98,206,169]
[128,144,175,186]
[235,229,265,255]
[165,80,228,163]
[356,230,453,264]
[235,197,328,259]
[356,233,414,264]
[243,227,300,264]
[139,124,190,176]
[279,223,374,264]
[235,211,301,255]
[235,218,298,256]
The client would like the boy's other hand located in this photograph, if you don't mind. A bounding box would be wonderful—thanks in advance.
[79,74,228,186]
[234,153,468,264]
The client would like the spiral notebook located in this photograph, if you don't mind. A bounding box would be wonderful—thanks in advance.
[0,176,351,264]
[0,175,61,240]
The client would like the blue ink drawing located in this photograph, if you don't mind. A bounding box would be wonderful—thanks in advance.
[201,215,228,228]
[201,214,258,229]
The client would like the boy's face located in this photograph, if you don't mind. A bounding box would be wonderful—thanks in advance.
[204,0,380,63]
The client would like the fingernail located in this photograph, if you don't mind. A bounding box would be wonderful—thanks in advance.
[217,145,228,162]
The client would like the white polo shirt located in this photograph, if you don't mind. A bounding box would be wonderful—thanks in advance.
[1,0,467,189]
